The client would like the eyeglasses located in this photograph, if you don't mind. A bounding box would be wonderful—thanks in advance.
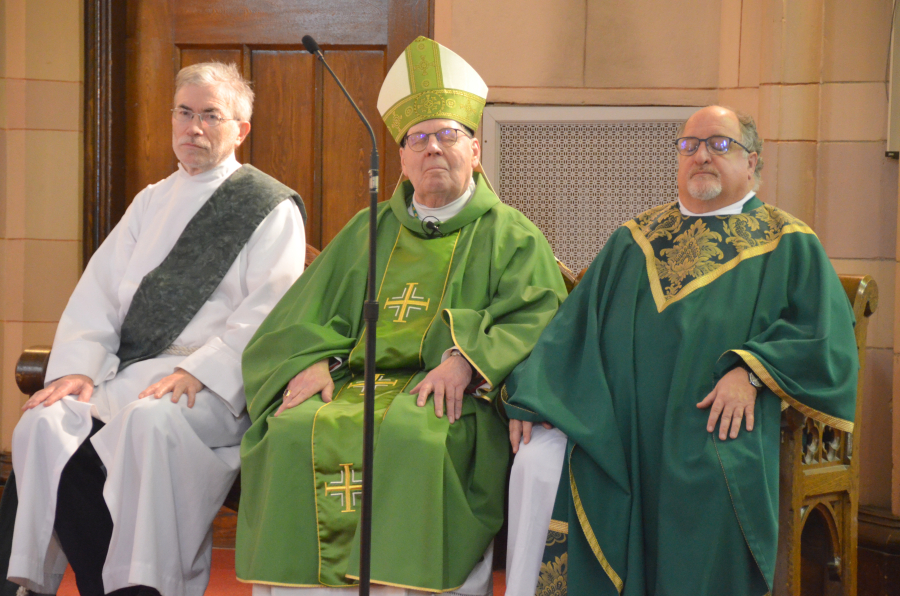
[171,108,237,127]
[674,136,751,156]
[404,128,471,152]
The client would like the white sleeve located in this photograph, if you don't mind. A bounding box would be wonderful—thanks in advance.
[177,199,306,414]
[44,193,147,386]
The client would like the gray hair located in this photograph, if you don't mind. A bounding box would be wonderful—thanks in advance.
[736,111,763,190]
[175,62,254,122]
[677,106,764,190]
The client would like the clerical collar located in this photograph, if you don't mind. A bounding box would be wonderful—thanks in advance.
[678,190,756,217]
[176,153,241,183]
[408,178,476,222]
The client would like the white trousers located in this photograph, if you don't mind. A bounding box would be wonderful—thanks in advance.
[504,426,567,596]
[251,542,494,596]
[9,368,249,596]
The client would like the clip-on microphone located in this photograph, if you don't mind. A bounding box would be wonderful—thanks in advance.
[421,216,443,238]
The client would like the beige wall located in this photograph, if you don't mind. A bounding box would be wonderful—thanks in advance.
[438,0,899,513]
[0,0,83,451]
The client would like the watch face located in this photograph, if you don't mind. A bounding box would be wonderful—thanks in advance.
[748,371,763,388]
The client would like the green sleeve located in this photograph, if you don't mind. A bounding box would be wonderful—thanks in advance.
[715,232,859,430]
[441,217,568,392]
[503,227,635,485]
[242,208,378,421]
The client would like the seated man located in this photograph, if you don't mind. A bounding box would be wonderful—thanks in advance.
[503,106,858,595]
[235,37,567,595]
[8,62,307,596]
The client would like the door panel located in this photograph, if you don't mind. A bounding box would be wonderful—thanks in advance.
[322,50,387,245]
[250,50,318,242]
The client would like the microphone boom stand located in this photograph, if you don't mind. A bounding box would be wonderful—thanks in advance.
[303,35,379,596]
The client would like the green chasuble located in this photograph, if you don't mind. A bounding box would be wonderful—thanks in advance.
[237,173,567,590]
[504,197,858,596]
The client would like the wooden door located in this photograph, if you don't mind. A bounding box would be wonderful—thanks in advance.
[84,0,432,258]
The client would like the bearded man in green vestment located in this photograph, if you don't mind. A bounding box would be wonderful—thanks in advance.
[236,37,567,595]
[503,106,858,596]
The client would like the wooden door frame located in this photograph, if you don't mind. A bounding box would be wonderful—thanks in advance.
[83,0,433,264]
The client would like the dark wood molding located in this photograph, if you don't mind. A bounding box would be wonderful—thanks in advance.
[83,0,126,264]
[0,451,11,486]
[859,505,900,554]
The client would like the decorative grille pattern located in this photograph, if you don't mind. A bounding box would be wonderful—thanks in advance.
[497,121,682,274]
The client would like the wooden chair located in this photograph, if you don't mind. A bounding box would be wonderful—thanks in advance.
[773,274,878,596]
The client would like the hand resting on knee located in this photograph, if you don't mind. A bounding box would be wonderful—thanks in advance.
[138,368,205,408]
[22,374,94,410]
[275,359,334,417]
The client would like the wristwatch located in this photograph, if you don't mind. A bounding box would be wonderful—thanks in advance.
[449,348,473,371]
[746,368,763,391]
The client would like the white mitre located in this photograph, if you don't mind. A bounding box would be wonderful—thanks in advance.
[377,36,488,144]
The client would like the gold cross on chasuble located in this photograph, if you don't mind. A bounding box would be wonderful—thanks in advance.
[347,226,459,372]
[348,374,398,392]
[384,282,431,323]
[324,463,363,513]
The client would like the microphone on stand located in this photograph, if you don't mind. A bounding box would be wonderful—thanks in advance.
[302,35,379,596]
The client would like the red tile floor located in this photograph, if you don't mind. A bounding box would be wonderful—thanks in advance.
[55,550,508,595]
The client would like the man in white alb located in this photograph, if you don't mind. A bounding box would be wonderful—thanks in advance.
[6,62,306,596]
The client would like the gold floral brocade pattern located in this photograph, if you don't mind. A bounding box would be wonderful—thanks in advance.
[656,220,723,297]
[625,201,814,312]
[536,554,567,596]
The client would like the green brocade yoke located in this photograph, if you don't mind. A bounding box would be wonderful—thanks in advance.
[243,173,567,422]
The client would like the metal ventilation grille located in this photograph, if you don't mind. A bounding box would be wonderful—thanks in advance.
[497,121,682,274]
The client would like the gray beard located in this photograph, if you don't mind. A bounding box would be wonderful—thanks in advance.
[688,178,722,202]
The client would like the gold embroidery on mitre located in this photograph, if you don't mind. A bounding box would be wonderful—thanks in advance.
[625,203,816,312]
[413,55,434,75]
[382,89,486,143]
[384,282,430,323]
[536,554,568,596]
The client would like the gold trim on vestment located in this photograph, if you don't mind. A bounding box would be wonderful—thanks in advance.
[348,227,405,367]
[344,574,467,593]
[624,202,816,313]
[712,436,772,594]
[418,230,462,367]
[235,578,351,588]
[500,384,540,417]
[444,310,494,395]
[378,374,415,422]
[569,449,624,593]
[548,519,569,534]
[310,399,337,585]
[732,349,854,433]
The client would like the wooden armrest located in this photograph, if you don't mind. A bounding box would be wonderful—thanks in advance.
[16,346,52,396]
[305,243,320,268]
[557,260,577,294]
